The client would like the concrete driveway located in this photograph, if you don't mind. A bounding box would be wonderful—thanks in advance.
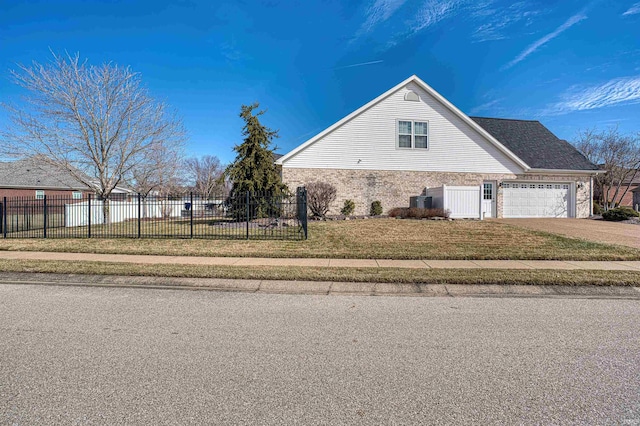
[497,218,640,249]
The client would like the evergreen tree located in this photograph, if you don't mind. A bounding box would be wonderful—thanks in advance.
[225,103,287,219]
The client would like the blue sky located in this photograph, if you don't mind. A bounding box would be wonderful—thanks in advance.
[1,0,639,164]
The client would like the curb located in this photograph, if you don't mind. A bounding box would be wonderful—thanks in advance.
[1,272,639,299]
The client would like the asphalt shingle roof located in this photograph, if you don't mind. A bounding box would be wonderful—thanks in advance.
[0,158,91,190]
[470,117,599,171]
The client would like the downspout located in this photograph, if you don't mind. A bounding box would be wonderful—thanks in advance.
[590,176,593,216]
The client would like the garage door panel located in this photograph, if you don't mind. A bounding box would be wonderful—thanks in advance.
[503,182,571,218]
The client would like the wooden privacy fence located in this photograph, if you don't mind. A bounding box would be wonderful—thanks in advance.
[0,188,308,240]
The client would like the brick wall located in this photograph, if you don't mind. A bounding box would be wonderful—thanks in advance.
[282,168,592,218]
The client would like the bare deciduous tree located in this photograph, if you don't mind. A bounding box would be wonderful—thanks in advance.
[1,52,186,222]
[184,155,227,198]
[574,127,640,210]
[132,140,185,198]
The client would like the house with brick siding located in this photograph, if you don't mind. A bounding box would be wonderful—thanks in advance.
[0,158,131,200]
[276,75,602,219]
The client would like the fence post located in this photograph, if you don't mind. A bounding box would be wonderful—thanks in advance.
[137,193,141,239]
[246,191,250,240]
[190,192,194,239]
[2,197,5,238]
[87,194,92,238]
[43,195,47,238]
[297,187,308,240]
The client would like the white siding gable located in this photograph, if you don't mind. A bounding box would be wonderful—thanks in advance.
[282,82,524,174]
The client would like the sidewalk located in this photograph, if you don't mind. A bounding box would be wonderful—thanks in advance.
[1,251,639,271]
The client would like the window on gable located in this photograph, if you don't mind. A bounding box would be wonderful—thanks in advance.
[398,120,428,149]
[398,121,412,148]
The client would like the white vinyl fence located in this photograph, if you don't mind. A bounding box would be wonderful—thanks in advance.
[426,185,482,219]
[64,199,186,227]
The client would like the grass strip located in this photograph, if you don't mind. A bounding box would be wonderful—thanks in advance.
[0,259,639,286]
[1,222,639,261]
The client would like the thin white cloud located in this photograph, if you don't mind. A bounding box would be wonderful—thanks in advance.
[384,0,465,47]
[503,9,587,69]
[409,0,463,34]
[356,0,407,36]
[468,98,504,115]
[334,60,384,70]
[623,3,640,15]
[471,2,543,43]
[548,76,640,114]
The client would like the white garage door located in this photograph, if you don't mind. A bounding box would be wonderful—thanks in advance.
[503,182,571,218]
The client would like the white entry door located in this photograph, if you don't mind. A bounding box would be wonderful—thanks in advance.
[481,182,496,218]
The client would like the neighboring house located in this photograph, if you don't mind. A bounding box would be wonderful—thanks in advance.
[0,157,132,200]
[276,75,601,219]
[595,174,640,208]
[632,186,640,210]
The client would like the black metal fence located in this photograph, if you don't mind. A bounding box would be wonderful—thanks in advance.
[0,188,308,240]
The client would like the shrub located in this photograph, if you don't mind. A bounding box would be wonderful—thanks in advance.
[388,207,449,219]
[602,207,639,221]
[370,200,383,216]
[306,181,337,218]
[341,199,355,216]
[593,203,603,215]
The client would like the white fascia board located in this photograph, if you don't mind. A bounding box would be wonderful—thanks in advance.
[277,75,531,171]
[525,168,606,175]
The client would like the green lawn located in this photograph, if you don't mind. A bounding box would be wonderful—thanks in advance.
[0,218,638,261]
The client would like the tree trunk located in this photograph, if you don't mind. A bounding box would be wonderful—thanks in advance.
[102,197,110,225]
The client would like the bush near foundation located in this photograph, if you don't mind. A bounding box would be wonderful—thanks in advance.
[370,201,383,216]
[602,207,639,221]
[341,199,355,216]
[388,207,449,219]
[306,181,337,218]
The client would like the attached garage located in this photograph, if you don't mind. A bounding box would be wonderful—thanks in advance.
[502,182,572,218]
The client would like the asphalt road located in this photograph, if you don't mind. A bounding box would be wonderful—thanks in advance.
[1,284,639,425]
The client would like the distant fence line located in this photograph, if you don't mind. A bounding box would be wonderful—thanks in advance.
[0,188,308,240]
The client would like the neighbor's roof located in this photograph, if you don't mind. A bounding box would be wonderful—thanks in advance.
[470,117,600,171]
[0,158,91,190]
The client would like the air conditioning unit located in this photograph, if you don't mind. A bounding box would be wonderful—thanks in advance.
[409,196,432,209]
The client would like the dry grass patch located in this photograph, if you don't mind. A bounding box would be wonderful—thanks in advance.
[0,259,639,286]
[0,219,638,260]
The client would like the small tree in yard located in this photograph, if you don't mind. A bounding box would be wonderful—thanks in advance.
[225,103,286,219]
[307,181,337,218]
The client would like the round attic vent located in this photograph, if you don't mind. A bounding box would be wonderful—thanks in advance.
[404,91,419,101]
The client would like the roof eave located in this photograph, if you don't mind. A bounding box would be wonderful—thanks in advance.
[525,168,605,175]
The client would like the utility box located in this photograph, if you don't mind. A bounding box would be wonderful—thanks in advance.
[410,196,433,209]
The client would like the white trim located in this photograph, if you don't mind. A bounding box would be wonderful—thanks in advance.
[35,190,44,200]
[276,75,530,170]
